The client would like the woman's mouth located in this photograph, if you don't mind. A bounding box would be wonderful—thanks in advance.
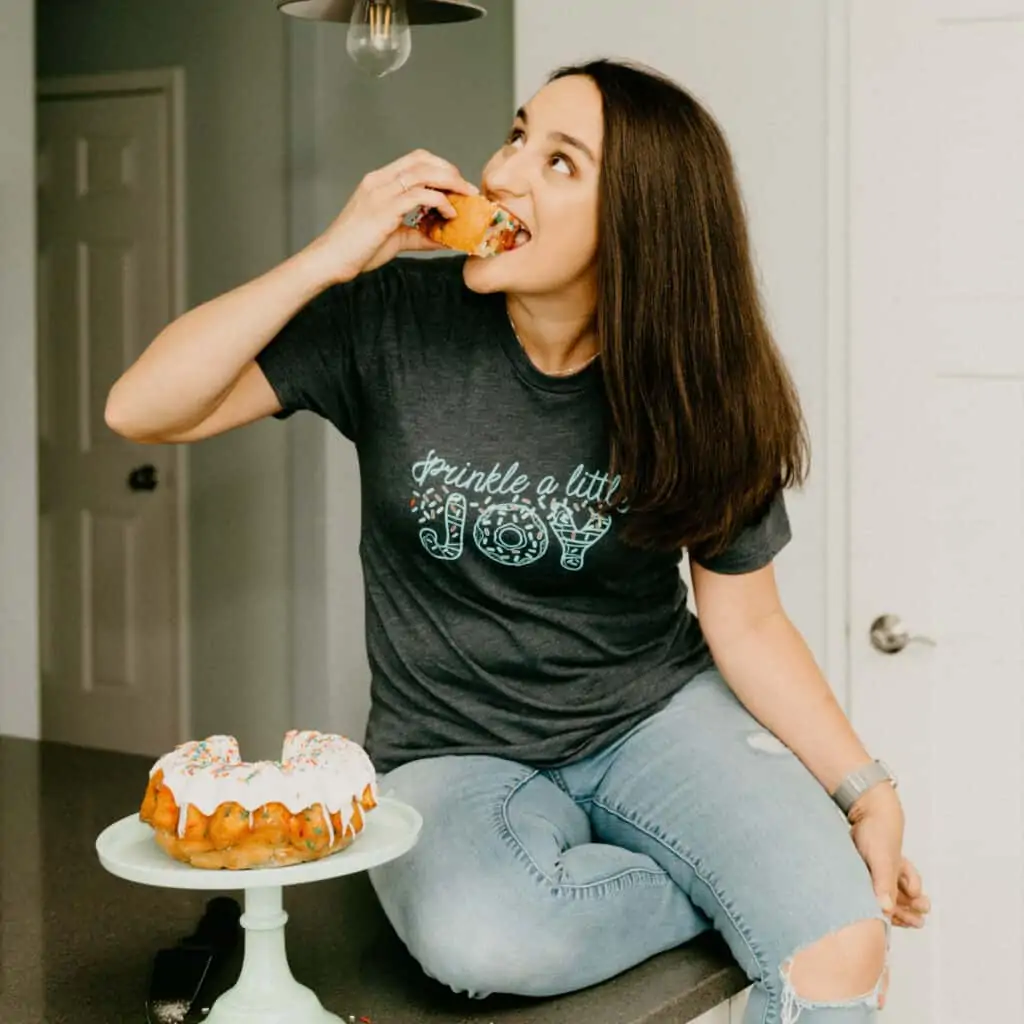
[485,222,531,257]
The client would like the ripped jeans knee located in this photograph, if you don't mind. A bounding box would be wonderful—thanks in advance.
[777,919,890,1023]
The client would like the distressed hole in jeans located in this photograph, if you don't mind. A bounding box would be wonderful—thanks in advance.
[746,731,788,755]
[780,965,886,1024]
[779,921,890,1024]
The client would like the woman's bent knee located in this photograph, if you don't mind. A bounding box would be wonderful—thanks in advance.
[784,918,888,1004]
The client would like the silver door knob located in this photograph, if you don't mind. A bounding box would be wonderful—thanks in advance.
[869,614,936,654]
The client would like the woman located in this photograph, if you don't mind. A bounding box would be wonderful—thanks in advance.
[107,60,930,1022]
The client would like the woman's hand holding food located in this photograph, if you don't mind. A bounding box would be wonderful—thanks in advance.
[307,149,479,283]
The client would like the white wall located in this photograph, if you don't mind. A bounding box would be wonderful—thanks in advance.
[515,0,845,688]
[0,0,40,738]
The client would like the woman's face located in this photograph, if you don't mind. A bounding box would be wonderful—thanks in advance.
[463,74,603,298]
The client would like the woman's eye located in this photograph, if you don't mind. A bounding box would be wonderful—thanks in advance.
[503,130,573,176]
[550,154,574,176]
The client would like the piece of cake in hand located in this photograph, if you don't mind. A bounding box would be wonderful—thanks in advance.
[412,193,531,257]
[139,731,378,870]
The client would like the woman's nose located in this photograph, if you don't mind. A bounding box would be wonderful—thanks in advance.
[484,152,528,199]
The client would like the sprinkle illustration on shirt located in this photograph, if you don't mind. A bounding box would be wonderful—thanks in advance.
[409,449,620,571]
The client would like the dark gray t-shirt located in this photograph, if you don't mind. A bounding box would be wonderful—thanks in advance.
[256,255,791,773]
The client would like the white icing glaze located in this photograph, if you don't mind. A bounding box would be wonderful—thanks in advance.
[149,730,378,840]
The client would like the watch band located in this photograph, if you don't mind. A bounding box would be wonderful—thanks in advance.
[831,759,896,817]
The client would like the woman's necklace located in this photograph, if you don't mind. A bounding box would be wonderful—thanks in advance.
[506,308,599,378]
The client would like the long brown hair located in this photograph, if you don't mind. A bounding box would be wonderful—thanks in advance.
[550,60,809,556]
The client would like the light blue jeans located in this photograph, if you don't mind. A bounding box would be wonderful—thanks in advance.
[368,669,887,1023]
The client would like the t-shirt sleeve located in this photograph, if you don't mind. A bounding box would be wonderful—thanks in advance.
[254,264,398,442]
[690,489,792,575]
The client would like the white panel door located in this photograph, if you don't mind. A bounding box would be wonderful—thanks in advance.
[37,79,184,756]
[848,2,1024,1021]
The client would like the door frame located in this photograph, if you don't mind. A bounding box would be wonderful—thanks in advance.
[36,67,191,743]
[824,0,852,710]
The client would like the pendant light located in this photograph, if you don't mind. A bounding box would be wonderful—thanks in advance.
[277,0,486,78]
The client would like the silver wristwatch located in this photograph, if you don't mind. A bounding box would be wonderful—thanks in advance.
[831,759,897,817]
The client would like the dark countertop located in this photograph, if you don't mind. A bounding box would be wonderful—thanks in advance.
[0,735,746,1024]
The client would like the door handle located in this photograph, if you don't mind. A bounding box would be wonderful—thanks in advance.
[127,464,158,492]
[869,614,936,654]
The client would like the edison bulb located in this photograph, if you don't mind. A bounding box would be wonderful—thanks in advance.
[346,0,412,78]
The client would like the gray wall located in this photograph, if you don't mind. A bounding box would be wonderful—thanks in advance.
[0,0,39,738]
[287,3,516,739]
[37,0,292,758]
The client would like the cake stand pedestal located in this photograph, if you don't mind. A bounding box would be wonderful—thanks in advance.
[96,797,422,1024]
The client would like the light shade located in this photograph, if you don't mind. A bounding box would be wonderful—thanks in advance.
[276,0,486,23]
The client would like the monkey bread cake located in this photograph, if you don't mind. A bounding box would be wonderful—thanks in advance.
[140,730,378,870]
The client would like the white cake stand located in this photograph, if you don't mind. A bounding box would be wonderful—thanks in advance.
[96,797,422,1024]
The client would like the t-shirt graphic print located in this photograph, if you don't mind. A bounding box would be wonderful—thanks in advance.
[411,450,620,571]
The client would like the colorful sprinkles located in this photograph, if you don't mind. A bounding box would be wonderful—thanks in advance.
[148,731,378,843]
